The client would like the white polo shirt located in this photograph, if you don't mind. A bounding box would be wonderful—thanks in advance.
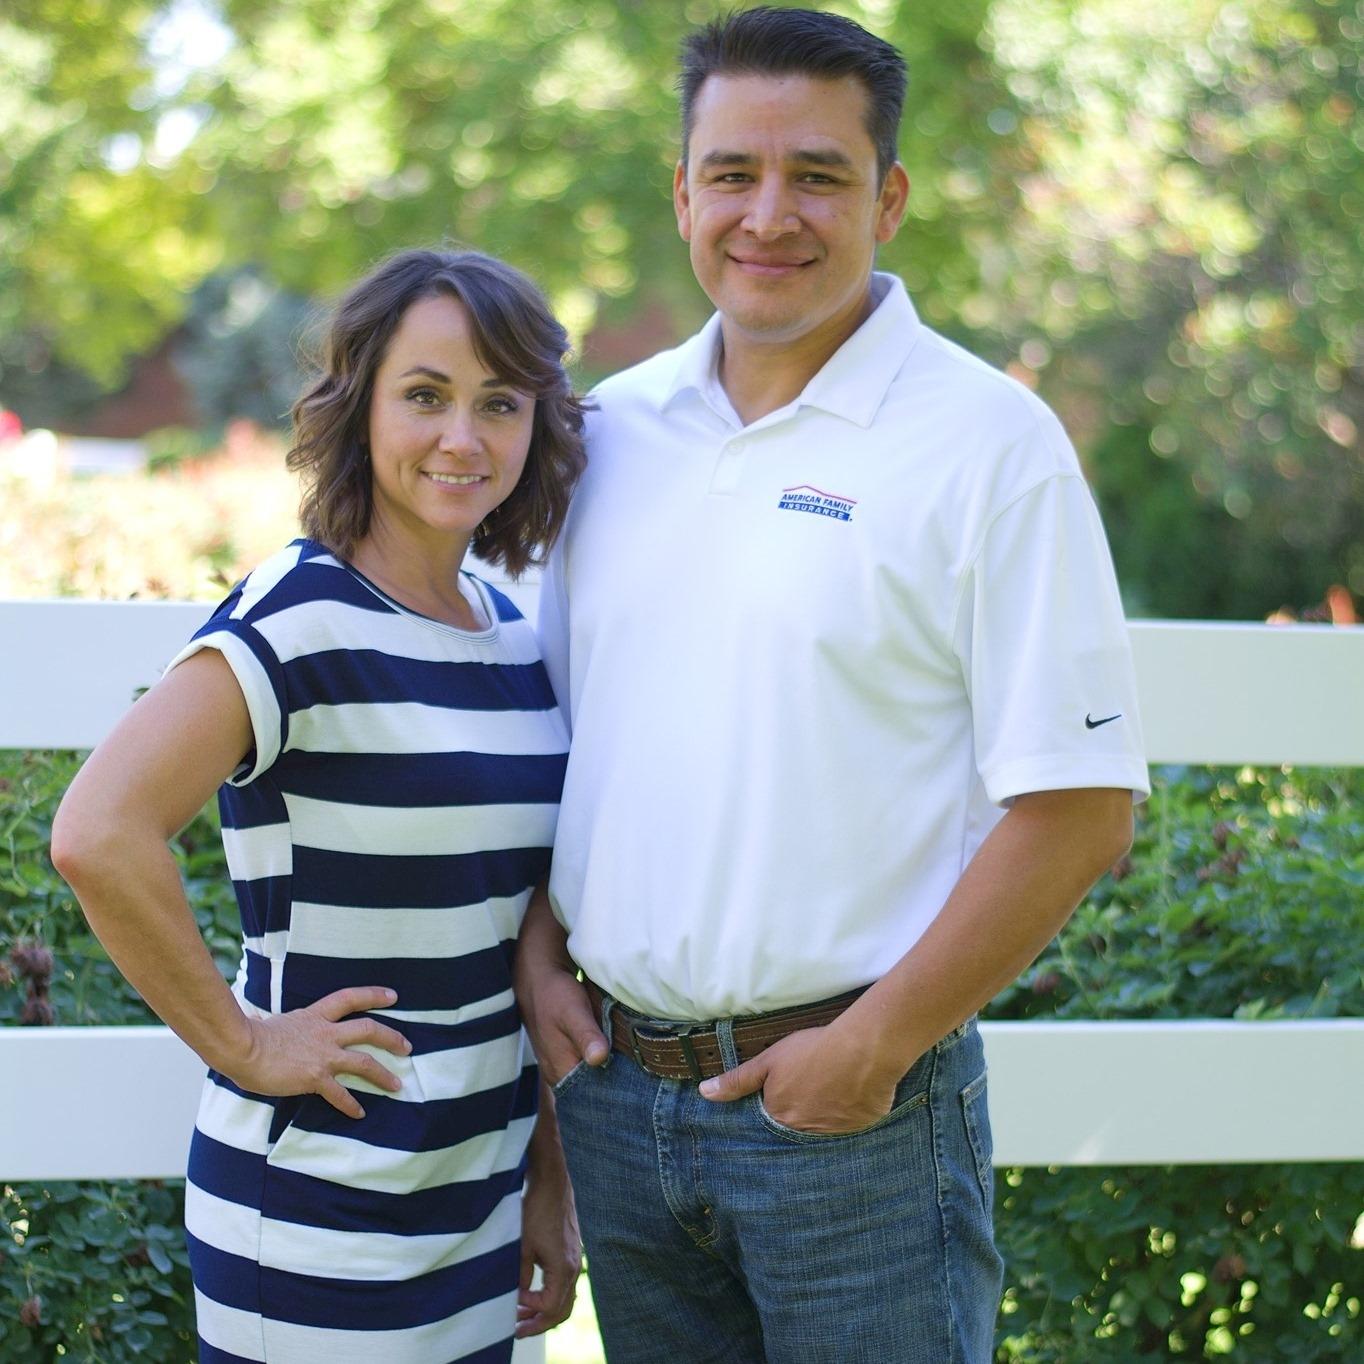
[540,272,1148,1020]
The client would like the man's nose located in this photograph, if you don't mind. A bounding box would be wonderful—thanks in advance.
[742,176,799,239]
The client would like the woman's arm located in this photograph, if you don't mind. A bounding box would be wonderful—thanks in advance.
[51,648,409,1116]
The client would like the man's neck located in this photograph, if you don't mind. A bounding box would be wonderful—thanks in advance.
[716,287,876,426]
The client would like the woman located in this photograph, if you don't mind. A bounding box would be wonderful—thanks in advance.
[52,248,587,1363]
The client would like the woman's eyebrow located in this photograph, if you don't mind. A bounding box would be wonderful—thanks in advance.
[397,366,511,389]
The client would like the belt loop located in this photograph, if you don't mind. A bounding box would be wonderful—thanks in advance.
[595,985,617,1051]
[716,1017,739,1072]
[677,1031,704,1084]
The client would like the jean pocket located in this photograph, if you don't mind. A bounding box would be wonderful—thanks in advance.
[755,1066,930,1145]
[960,1069,993,1213]
[550,1058,592,1100]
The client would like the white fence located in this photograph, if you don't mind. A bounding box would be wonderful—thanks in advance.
[3,596,1363,1185]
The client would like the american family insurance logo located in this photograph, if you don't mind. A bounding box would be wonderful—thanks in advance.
[777,485,858,522]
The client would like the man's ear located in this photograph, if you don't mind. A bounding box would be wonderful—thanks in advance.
[875,162,911,245]
[673,160,693,242]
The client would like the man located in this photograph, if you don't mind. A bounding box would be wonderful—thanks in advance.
[517,8,1148,1361]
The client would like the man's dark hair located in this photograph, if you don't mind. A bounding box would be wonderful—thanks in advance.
[678,6,907,184]
[288,248,586,579]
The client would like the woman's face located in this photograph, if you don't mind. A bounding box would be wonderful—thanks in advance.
[365,292,535,557]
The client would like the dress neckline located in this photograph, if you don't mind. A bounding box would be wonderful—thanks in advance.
[310,541,501,642]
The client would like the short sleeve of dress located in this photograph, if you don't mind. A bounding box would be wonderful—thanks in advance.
[954,471,1150,806]
[164,616,289,787]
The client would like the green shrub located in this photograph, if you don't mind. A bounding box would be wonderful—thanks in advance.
[986,765,1364,1360]
[1,750,237,1362]
[2,753,1361,1359]
[142,427,219,475]
[0,1183,193,1362]
[0,750,241,1028]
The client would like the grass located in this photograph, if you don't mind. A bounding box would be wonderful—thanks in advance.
[545,1277,605,1363]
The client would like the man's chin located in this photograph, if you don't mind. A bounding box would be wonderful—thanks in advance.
[719,299,817,344]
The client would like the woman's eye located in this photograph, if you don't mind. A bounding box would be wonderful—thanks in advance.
[406,387,440,406]
[485,396,520,414]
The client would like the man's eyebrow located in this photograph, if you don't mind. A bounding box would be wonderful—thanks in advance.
[696,148,856,171]
[697,150,756,170]
[789,148,856,170]
[396,366,509,388]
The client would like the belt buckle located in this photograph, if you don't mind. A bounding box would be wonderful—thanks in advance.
[633,1020,708,1083]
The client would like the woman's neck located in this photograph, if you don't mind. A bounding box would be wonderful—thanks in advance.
[348,523,484,630]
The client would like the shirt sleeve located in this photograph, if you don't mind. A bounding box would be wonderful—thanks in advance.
[954,471,1150,805]
[537,527,572,738]
[164,617,289,786]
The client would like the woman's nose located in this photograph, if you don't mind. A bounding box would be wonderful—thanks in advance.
[437,409,482,455]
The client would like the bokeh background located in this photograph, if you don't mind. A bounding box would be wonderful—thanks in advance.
[2,0,1362,619]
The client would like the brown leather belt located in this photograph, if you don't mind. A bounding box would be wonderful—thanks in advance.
[584,979,866,1083]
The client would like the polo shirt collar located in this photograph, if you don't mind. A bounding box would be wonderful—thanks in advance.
[660,271,922,429]
[661,311,727,415]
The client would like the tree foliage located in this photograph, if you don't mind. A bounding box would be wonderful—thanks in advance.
[980,0,1364,615]
[173,267,315,430]
[0,1,220,385]
[0,1,1006,377]
[188,1,1003,348]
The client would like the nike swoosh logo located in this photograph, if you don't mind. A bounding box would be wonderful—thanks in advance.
[1085,713,1122,729]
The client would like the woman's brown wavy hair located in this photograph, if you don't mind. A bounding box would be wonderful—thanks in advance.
[288,248,587,578]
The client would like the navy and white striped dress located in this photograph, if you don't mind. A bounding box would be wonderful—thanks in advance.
[168,540,567,1364]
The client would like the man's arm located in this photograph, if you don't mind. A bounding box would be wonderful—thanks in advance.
[515,1078,582,1337]
[699,787,1133,1132]
[514,885,608,1087]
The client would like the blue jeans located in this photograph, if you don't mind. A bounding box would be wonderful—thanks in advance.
[552,1003,1003,1363]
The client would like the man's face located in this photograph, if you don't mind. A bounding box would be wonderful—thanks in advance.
[674,73,908,353]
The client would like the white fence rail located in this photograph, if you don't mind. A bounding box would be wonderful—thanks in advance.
[5,600,1360,764]
[3,597,1363,1181]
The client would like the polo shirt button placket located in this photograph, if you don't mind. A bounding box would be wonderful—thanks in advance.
[709,435,748,496]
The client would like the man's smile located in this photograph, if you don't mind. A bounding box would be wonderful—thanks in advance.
[728,253,815,276]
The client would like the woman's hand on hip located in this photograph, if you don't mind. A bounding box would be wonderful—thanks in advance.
[222,986,411,1119]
